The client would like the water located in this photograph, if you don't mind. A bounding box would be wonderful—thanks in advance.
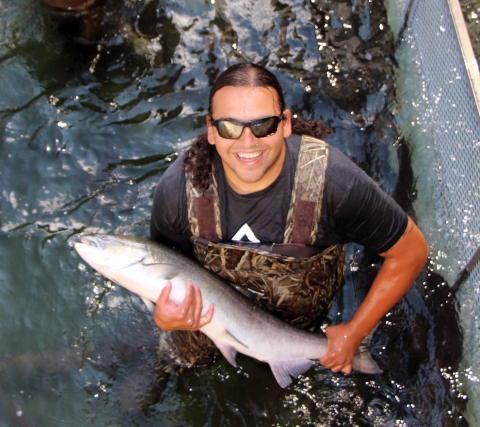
[385,0,480,425]
[0,0,469,425]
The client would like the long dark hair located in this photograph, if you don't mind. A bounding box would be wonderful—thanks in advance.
[183,63,331,190]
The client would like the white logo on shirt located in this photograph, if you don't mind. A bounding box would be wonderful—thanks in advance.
[231,224,260,243]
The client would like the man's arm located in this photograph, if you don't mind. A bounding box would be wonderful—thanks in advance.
[150,155,192,253]
[320,217,429,373]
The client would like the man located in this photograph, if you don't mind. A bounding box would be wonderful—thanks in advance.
[150,63,429,374]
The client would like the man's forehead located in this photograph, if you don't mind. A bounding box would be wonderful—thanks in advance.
[211,86,280,117]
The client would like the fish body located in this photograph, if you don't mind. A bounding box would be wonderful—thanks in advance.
[74,234,382,387]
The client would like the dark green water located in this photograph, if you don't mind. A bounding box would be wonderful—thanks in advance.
[0,0,469,425]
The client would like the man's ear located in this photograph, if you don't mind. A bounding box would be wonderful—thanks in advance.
[282,109,293,138]
[206,116,215,145]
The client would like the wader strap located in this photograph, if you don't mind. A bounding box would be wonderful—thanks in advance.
[186,164,222,243]
[284,135,329,245]
[195,197,218,242]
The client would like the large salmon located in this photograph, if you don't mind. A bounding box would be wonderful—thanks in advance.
[74,234,382,387]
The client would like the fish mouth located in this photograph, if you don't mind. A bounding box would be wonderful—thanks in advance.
[75,234,149,270]
[79,234,107,249]
[79,235,98,247]
[74,235,106,261]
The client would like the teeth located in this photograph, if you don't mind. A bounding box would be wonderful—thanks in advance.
[237,151,262,160]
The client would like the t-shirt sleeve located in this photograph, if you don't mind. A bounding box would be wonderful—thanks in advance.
[320,147,408,253]
[150,155,192,254]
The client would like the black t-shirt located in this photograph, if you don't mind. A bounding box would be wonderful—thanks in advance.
[150,134,408,255]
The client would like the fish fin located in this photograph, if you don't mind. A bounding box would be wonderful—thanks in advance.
[207,327,249,350]
[216,344,238,368]
[269,359,315,388]
[143,263,178,280]
[216,329,250,366]
[353,323,383,374]
[352,350,383,374]
[224,329,249,349]
[141,297,155,314]
[360,322,379,348]
[200,323,247,368]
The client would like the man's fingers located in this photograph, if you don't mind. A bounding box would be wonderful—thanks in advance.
[319,353,335,367]
[193,285,203,321]
[153,280,213,331]
[191,285,215,329]
[329,364,352,374]
[157,281,172,305]
[320,357,353,374]
[176,281,195,320]
[320,354,351,373]
[199,303,215,327]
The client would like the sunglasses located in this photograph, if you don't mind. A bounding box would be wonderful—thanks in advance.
[209,114,284,139]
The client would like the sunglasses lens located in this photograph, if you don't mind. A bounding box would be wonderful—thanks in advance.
[251,117,278,137]
[217,121,244,139]
[213,115,282,139]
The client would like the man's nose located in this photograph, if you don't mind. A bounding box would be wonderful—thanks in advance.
[238,127,257,146]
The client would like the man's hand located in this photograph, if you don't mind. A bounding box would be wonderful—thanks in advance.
[320,217,429,375]
[320,323,363,374]
[153,280,214,331]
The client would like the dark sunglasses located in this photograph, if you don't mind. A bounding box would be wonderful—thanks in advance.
[209,114,284,139]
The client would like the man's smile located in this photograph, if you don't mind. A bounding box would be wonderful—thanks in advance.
[236,151,263,161]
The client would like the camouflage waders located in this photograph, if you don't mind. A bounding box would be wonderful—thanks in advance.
[171,136,346,365]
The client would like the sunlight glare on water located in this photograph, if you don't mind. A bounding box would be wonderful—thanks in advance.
[0,0,471,425]
[387,0,480,425]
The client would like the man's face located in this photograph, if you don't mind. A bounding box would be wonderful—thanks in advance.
[207,85,292,194]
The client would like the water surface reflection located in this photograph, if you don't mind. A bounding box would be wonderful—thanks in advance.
[0,0,468,425]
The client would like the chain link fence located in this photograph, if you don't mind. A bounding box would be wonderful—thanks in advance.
[386,0,480,423]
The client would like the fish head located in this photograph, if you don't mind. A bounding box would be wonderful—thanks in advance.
[74,234,148,273]
[75,234,184,307]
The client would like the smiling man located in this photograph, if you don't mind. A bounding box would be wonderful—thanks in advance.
[206,85,290,194]
[150,62,429,373]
